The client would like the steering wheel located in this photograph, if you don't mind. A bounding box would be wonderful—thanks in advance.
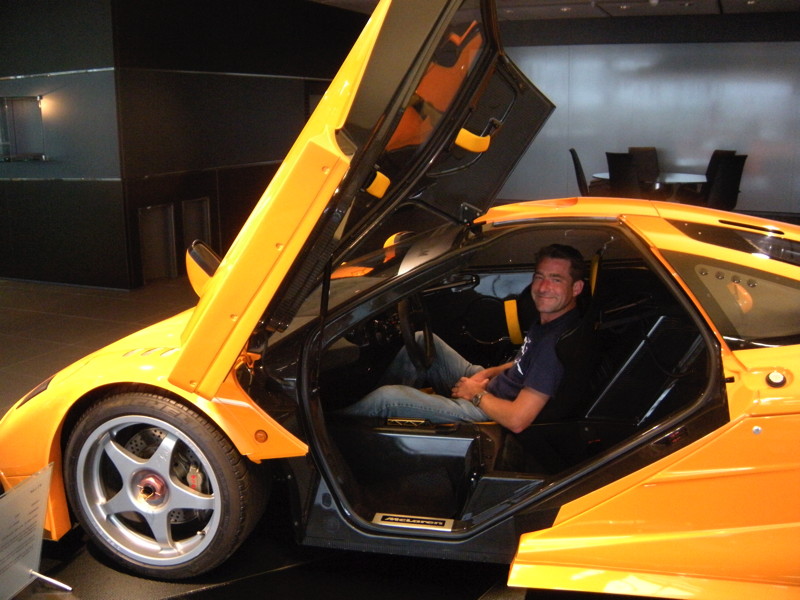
[397,295,436,369]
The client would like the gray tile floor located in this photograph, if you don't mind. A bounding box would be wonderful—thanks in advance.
[0,277,197,416]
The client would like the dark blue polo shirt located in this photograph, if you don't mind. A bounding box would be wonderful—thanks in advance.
[487,308,579,400]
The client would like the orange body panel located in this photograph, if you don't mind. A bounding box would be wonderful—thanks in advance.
[510,413,800,598]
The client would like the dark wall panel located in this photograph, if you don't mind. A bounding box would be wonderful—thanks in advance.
[0,180,129,288]
[124,171,218,286]
[117,71,305,178]
[500,13,800,47]
[123,163,279,286]
[0,0,360,289]
[112,0,366,79]
[0,0,114,77]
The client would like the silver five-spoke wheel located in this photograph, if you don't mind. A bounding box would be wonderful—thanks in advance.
[65,392,266,579]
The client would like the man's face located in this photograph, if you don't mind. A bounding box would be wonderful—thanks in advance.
[531,257,584,323]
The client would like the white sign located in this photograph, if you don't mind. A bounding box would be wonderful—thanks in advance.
[0,464,54,600]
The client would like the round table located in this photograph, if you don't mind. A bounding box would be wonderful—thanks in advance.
[591,172,706,200]
[592,172,706,185]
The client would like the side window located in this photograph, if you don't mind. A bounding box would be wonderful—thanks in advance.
[664,250,800,349]
[384,19,484,156]
[1,96,46,161]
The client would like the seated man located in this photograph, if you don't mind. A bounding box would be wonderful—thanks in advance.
[341,244,586,433]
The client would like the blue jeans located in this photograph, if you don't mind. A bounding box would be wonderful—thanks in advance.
[341,334,490,422]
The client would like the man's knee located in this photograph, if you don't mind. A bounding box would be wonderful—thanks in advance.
[362,384,411,406]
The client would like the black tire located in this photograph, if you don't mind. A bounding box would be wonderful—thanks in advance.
[64,392,267,579]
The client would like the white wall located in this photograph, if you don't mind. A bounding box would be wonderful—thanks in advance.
[501,42,800,214]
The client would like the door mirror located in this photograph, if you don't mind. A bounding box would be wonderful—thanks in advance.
[186,240,220,297]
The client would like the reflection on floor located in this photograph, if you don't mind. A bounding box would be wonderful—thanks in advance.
[16,519,516,600]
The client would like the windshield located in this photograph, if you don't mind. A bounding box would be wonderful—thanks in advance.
[669,220,800,268]
[272,225,462,343]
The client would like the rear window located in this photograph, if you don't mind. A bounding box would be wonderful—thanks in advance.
[669,220,800,268]
[663,249,800,349]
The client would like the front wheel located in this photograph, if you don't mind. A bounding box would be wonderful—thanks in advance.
[64,392,267,579]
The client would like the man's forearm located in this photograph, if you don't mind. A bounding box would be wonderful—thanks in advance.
[479,387,549,433]
[473,362,512,381]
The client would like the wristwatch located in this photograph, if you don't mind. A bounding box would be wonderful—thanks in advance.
[471,391,485,407]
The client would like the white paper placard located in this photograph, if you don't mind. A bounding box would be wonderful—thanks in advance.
[0,464,53,600]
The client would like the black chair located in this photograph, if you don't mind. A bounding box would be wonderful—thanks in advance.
[706,154,746,211]
[676,149,736,204]
[587,179,612,196]
[569,148,590,196]
[606,152,642,198]
[569,148,611,197]
[706,149,737,182]
[628,146,668,199]
[628,146,660,183]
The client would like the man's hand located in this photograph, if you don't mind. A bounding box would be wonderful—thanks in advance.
[451,376,488,400]
[452,361,512,400]
[453,377,551,433]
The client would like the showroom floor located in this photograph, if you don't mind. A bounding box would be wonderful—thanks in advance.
[1,277,620,600]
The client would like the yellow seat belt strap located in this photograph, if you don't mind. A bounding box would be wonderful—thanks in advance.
[504,299,524,345]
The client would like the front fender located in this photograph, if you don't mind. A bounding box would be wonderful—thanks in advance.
[0,343,307,540]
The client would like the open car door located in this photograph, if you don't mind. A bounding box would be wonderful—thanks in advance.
[169,0,554,400]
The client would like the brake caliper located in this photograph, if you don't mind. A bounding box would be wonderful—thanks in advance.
[186,465,204,491]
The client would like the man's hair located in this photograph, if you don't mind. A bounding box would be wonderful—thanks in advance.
[534,244,586,283]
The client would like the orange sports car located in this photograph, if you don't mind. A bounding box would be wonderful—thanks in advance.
[1,0,797,597]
